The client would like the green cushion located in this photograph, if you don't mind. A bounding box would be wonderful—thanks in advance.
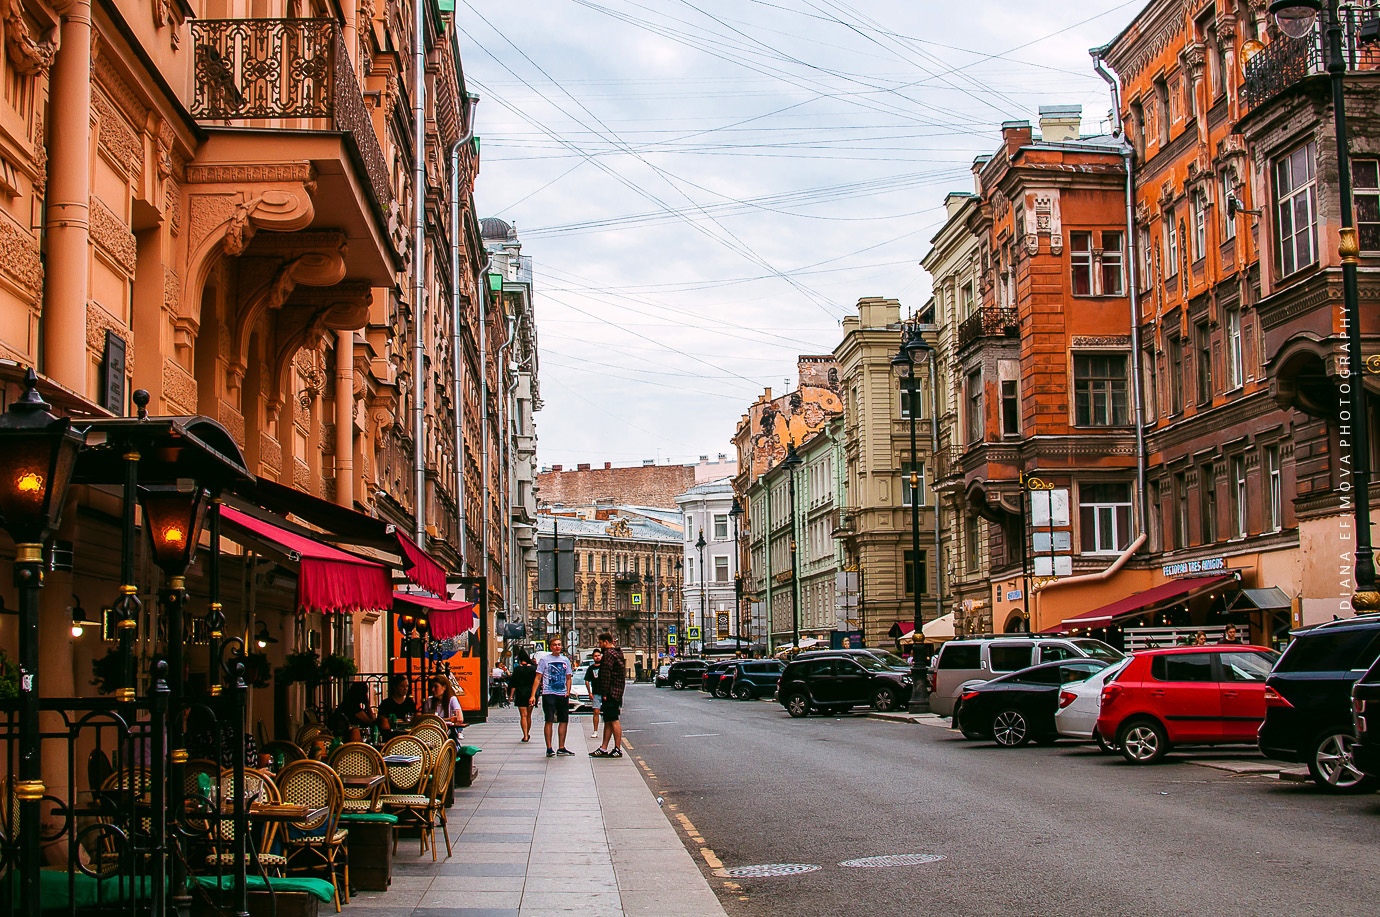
[2,871,156,909]
[339,812,399,825]
[192,875,336,904]
[458,745,482,756]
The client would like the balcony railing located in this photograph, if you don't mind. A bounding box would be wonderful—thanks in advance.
[1243,18,1380,114]
[191,18,394,211]
[614,571,641,585]
[957,307,1019,350]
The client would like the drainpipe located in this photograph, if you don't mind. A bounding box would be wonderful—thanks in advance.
[450,92,479,570]
[411,0,428,545]
[1092,45,1150,541]
[44,0,93,390]
[480,261,491,588]
[498,315,517,618]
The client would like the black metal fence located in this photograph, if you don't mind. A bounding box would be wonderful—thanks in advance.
[1243,12,1380,114]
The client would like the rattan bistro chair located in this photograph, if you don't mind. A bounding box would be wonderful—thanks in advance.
[381,739,454,861]
[277,760,348,912]
[379,735,428,796]
[408,722,449,765]
[206,768,287,875]
[327,742,385,814]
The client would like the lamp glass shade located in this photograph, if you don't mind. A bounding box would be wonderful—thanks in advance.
[782,444,803,471]
[415,614,430,635]
[138,485,211,574]
[398,613,415,634]
[889,347,913,381]
[0,372,84,545]
[905,335,932,360]
[1270,0,1319,38]
[487,272,504,293]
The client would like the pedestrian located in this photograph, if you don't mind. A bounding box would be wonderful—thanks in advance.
[590,632,626,759]
[1193,630,1208,646]
[1219,623,1241,644]
[423,674,465,741]
[533,636,574,757]
[586,648,603,738]
[508,649,538,742]
[329,682,375,742]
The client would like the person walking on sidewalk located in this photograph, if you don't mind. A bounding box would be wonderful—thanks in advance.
[586,649,603,739]
[533,637,574,757]
[508,649,538,743]
[591,633,626,759]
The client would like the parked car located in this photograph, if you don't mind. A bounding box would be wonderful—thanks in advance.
[726,660,785,699]
[570,668,594,713]
[798,648,910,674]
[956,659,1111,746]
[1259,615,1380,792]
[654,664,671,687]
[776,653,913,718]
[701,661,738,697]
[665,659,707,690]
[1096,645,1278,764]
[1054,657,1131,751]
[931,636,1124,719]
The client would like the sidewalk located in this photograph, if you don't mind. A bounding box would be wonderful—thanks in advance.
[345,710,727,917]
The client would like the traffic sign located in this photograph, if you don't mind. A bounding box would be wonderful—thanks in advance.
[632,593,642,605]
[666,634,677,646]
[667,624,677,634]
[687,626,701,641]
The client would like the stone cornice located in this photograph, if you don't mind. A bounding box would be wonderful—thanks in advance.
[1145,387,1278,455]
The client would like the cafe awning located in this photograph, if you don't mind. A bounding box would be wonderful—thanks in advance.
[220,505,393,614]
[393,591,476,639]
[1230,586,1292,612]
[1048,574,1237,632]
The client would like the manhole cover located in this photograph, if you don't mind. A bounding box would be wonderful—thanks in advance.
[713,863,821,878]
[839,854,946,868]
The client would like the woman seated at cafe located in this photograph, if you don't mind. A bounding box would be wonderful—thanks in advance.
[422,675,465,740]
[377,673,417,736]
[330,681,376,742]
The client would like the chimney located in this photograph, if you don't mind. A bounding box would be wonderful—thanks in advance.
[643,459,655,466]
[718,453,726,462]
[551,464,563,472]
[604,461,612,469]
[944,191,973,220]
[577,463,591,472]
[1001,120,1032,157]
[699,455,709,463]
[1038,105,1082,143]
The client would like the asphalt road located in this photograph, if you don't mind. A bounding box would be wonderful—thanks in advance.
[619,682,1380,917]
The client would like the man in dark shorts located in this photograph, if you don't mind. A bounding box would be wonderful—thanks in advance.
[591,632,626,758]
[532,637,574,757]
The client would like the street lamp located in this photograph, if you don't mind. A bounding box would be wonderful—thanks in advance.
[0,369,84,917]
[1268,0,1377,611]
[783,443,803,652]
[696,529,706,655]
[729,497,743,645]
[891,330,928,650]
[673,558,682,657]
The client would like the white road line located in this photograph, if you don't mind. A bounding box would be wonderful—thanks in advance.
[647,721,678,725]
[682,733,721,738]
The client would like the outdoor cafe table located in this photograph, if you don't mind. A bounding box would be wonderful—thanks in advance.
[338,774,385,793]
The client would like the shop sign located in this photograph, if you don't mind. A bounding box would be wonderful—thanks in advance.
[1162,556,1227,577]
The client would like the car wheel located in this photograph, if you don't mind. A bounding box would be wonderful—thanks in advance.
[733,683,752,700]
[672,679,686,690]
[1094,730,1118,755]
[715,685,732,699]
[872,687,898,712]
[785,693,811,718]
[991,709,1030,747]
[1308,731,1376,793]
[1118,718,1168,764]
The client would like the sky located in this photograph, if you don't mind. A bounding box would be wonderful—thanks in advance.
[458,0,1145,469]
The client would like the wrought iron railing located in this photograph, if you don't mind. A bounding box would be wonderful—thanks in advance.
[957,307,1019,350]
[1243,14,1380,114]
[191,19,394,210]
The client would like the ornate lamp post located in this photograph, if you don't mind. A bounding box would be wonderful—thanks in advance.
[783,443,803,651]
[0,370,84,917]
[1268,0,1377,611]
[729,497,743,646]
[695,529,706,655]
[399,612,416,683]
[890,333,927,648]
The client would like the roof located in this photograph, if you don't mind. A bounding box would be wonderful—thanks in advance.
[480,217,516,241]
[679,477,735,497]
[534,513,681,542]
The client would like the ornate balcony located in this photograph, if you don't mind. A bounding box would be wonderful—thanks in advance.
[957,307,1019,350]
[614,571,641,585]
[191,18,393,213]
[1242,24,1380,114]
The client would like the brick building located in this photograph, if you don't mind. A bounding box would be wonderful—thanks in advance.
[537,461,697,510]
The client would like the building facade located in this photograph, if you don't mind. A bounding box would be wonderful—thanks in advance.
[676,479,742,649]
[537,461,697,510]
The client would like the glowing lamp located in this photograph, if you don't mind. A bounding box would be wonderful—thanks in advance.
[137,484,211,576]
[0,369,84,547]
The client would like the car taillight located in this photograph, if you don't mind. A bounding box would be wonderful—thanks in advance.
[927,671,937,693]
[1100,684,1121,705]
[1264,686,1293,709]
[1059,690,1077,709]
[960,691,980,703]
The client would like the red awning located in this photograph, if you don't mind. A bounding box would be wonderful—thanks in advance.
[891,621,915,639]
[393,591,476,639]
[395,532,448,597]
[220,505,394,614]
[1047,574,1237,632]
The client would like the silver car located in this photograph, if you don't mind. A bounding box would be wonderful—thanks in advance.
[930,636,1124,718]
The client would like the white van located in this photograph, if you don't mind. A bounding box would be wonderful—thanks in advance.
[928,636,1124,718]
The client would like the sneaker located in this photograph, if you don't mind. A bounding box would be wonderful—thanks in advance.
[591,731,599,738]
[590,749,610,758]
[546,748,555,758]
[556,748,575,756]
[609,748,623,758]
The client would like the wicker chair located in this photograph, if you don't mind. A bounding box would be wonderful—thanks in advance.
[277,760,348,912]
[295,723,331,748]
[408,722,449,765]
[206,768,287,875]
[327,742,385,814]
[381,739,454,861]
[410,713,447,731]
[184,758,222,840]
[379,735,429,796]
[262,740,306,768]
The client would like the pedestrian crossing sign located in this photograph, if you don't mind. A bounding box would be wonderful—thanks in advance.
[687,626,701,640]
[632,593,642,605]
[667,634,677,646]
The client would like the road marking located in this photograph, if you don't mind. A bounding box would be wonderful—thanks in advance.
[701,847,723,869]
[647,721,677,725]
[682,733,720,738]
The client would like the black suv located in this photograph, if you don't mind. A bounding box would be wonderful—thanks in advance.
[726,660,785,699]
[1347,624,1380,783]
[796,648,910,674]
[776,653,913,717]
[1259,615,1380,792]
[665,659,707,690]
[701,661,737,697]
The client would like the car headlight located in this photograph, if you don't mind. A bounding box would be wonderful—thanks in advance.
[901,677,913,685]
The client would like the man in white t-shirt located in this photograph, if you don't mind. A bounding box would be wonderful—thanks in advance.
[532,637,574,757]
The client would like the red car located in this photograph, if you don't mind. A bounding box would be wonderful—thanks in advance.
[1096,645,1278,764]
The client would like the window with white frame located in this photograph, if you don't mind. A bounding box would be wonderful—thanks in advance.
[1266,445,1282,532]
[1079,482,1133,554]
[1354,158,1380,250]
[1071,231,1093,295]
[713,513,728,540]
[1101,231,1125,296]
[713,555,729,583]
[1164,210,1179,275]
[684,515,693,540]
[1193,191,1208,260]
[962,281,975,318]
[1231,455,1247,539]
[1221,172,1238,241]
[966,369,983,444]
[1226,305,1243,389]
[1275,140,1318,277]
[1138,225,1153,289]
[901,462,926,507]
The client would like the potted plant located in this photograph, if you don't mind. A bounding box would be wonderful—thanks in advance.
[319,654,358,679]
[281,650,321,686]
[90,649,125,695]
[0,648,18,699]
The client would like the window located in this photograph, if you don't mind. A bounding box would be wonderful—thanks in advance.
[713,556,729,583]
[1138,225,1153,289]
[1039,644,1077,663]
[1169,336,1185,414]
[961,281,975,318]
[903,549,928,596]
[1148,480,1162,551]
[1355,159,1380,250]
[1275,140,1318,277]
[1150,652,1214,682]
[1073,354,1129,426]
[966,369,983,444]
[1222,172,1238,241]
[1001,380,1020,436]
[1174,472,1189,548]
[1225,306,1243,389]
[1275,629,1380,673]
[965,516,980,569]
[900,385,922,420]
[1101,231,1125,296]
[1164,210,1179,274]
[1071,231,1093,295]
[1266,445,1282,532]
[1129,98,1146,160]
[1153,76,1170,145]
[1192,191,1208,260]
[1195,321,1213,404]
[1201,463,1218,543]
[685,516,693,540]
[1231,456,1248,539]
[1079,482,1133,554]
[938,643,980,669]
[901,462,926,507]
[713,513,728,540]
[989,644,1033,673]
[1144,348,1159,421]
[602,553,609,572]
[1220,652,1275,682]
